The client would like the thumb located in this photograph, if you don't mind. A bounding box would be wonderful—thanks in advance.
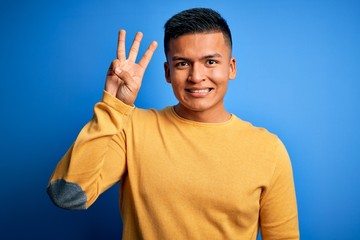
[114,69,140,105]
[114,68,139,92]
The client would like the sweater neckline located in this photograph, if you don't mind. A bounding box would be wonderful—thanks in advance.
[167,106,235,127]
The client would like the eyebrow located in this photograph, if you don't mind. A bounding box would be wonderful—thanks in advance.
[172,53,223,61]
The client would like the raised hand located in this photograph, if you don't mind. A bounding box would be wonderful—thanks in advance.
[105,30,158,105]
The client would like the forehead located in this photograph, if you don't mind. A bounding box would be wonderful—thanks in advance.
[167,32,231,59]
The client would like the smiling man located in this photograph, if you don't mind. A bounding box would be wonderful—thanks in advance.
[165,31,236,123]
[47,8,299,240]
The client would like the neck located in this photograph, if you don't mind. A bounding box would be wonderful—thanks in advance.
[174,104,231,123]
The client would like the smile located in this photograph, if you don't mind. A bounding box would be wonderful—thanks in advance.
[186,88,214,93]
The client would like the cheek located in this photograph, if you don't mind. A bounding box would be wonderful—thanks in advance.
[209,68,230,82]
[170,70,188,85]
[170,78,185,94]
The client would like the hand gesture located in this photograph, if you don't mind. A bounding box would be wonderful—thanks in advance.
[105,30,158,105]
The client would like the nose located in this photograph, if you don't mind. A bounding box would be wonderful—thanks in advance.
[188,62,205,83]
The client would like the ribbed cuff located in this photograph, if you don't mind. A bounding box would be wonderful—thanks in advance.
[102,90,135,115]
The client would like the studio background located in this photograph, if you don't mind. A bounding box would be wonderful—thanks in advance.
[1,0,359,239]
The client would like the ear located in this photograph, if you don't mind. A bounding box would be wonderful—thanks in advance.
[164,62,171,83]
[228,57,237,80]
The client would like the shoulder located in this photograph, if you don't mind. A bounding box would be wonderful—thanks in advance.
[232,116,279,143]
[131,106,171,119]
[127,106,174,128]
[231,116,288,161]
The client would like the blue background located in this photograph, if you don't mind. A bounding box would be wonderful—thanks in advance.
[1,0,359,239]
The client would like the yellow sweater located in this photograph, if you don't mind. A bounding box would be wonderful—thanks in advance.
[47,91,299,239]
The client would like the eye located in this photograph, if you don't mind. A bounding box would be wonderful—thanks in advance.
[207,59,218,65]
[175,61,189,68]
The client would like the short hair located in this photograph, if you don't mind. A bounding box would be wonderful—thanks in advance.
[164,8,232,57]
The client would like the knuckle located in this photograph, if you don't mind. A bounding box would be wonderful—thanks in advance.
[130,47,138,53]
[110,59,119,68]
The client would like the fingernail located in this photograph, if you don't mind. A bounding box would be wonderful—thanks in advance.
[115,68,122,75]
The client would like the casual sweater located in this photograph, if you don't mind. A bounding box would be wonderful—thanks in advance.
[47,91,299,239]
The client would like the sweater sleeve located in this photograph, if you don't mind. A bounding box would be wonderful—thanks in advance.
[259,138,300,239]
[47,91,134,210]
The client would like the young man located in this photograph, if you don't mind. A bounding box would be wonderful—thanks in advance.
[47,8,299,239]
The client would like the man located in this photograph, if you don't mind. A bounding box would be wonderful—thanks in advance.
[47,8,299,239]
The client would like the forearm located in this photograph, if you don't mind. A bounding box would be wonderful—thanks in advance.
[47,91,134,209]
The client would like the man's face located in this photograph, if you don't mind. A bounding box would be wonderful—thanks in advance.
[164,32,236,121]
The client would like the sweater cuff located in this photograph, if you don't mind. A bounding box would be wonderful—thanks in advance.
[102,90,135,115]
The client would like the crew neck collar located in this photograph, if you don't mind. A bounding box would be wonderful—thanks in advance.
[168,106,235,126]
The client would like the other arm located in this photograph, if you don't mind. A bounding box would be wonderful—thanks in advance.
[259,139,300,239]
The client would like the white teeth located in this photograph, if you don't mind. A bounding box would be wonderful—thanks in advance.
[188,89,211,93]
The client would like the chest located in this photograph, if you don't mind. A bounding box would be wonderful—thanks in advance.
[125,125,270,215]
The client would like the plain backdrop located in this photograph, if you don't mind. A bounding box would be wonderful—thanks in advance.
[1,0,359,239]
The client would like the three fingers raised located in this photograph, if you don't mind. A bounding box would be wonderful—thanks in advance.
[106,30,158,104]
[117,30,158,66]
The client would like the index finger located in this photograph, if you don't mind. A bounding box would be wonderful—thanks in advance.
[117,30,126,61]
[138,41,158,70]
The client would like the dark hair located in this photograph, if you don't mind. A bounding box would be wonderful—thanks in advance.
[164,8,232,56]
